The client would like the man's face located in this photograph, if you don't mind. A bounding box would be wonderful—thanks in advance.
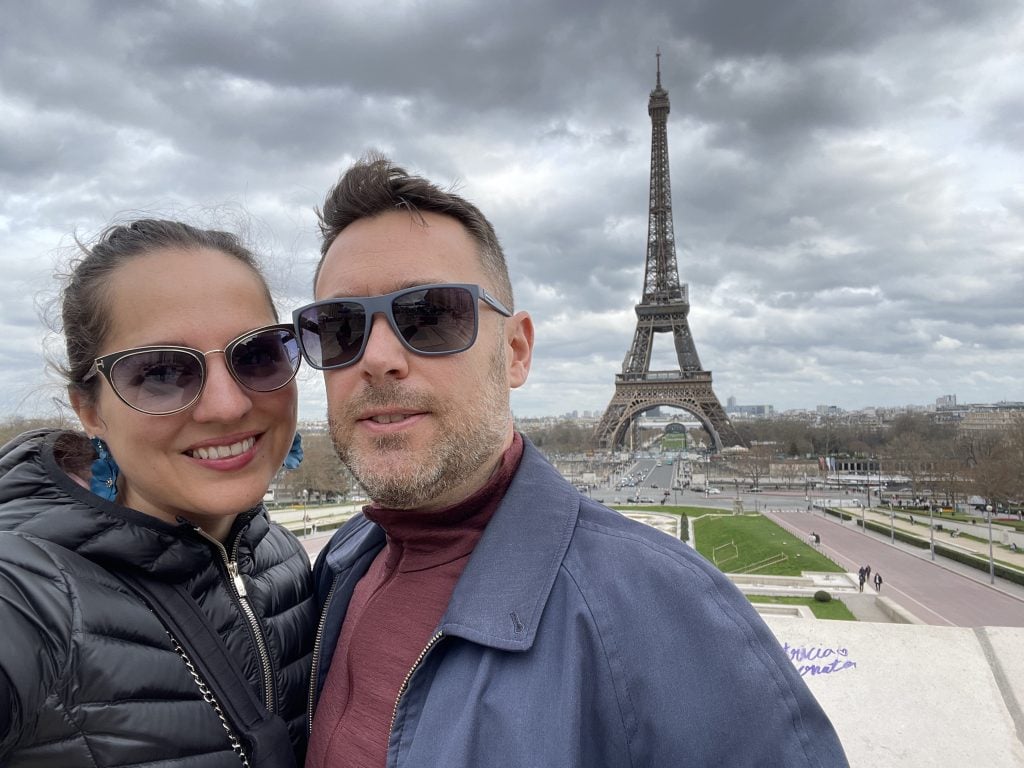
[314,210,532,510]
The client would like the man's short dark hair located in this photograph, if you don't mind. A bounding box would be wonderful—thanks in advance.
[315,152,514,308]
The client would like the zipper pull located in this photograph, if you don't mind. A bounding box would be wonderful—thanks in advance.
[227,560,248,597]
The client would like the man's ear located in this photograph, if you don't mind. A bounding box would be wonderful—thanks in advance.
[506,311,534,390]
[69,387,106,439]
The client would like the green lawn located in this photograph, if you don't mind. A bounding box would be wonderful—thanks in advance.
[748,594,857,621]
[692,514,844,575]
[615,507,856,618]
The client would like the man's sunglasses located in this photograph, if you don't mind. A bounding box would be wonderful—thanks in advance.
[292,283,513,370]
[83,324,301,415]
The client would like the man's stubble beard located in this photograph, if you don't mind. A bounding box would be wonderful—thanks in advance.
[328,337,511,509]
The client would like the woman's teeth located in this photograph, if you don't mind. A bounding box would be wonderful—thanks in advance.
[190,436,255,460]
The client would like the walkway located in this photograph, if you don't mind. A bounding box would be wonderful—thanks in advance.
[766,508,1024,627]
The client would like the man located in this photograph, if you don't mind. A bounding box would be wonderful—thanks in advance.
[299,153,848,767]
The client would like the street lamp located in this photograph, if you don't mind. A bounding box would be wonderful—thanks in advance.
[986,504,995,585]
[865,458,871,508]
[928,501,935,561]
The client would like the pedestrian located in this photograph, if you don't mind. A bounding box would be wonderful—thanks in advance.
[858,567,866,592]
[298,154,848,767]
[865,564,872,582]
[0,220,317,766]
[874,572,883,592]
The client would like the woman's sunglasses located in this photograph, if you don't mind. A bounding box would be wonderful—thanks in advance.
[83,324,301,415]
[292,283,512,370]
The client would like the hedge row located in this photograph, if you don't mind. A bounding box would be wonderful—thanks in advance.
[822,508,1024,588]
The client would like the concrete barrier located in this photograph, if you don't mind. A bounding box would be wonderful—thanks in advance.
[752,603,816,619]
[875,596,924,625]
[763,617,1024,767]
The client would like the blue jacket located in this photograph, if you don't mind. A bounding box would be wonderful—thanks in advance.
[311,438,848,766]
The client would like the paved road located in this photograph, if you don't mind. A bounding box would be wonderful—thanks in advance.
[764,509,1024,628]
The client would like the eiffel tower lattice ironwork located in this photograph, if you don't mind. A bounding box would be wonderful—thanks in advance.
[594,55,741,452]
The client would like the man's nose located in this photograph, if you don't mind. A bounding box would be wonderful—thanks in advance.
[358,313,411,378]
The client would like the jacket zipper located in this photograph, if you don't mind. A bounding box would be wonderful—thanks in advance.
[389,631,444,739]
[307,574,340,735]
[196,526,277,713]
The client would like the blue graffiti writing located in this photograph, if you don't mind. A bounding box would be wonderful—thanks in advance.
[781,641,858,677]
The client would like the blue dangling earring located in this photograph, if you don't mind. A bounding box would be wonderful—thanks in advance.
[283,432,303,470]
[90,437,120,502]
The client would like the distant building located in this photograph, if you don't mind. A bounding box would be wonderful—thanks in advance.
[725,402,775,419]
[958,404,1024,434]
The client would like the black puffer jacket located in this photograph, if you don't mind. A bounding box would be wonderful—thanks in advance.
[0,430,317,767]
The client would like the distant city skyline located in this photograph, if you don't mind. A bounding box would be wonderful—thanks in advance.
[519,393,1023,424]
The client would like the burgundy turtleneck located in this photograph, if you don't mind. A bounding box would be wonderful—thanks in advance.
[305,433,524,768]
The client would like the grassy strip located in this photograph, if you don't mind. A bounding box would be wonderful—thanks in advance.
[748,594,857,621]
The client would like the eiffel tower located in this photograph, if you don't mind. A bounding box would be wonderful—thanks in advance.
[594,54,741,453]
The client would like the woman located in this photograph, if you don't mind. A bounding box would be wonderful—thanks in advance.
[0,220,316,766]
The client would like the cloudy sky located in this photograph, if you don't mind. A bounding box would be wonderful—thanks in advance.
[2,0,1022,424]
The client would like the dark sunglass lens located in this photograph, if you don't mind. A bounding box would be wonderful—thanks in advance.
[109,351,203,414]
[393,287,476,353]
[298,303,367,368]
[230,329,301,391]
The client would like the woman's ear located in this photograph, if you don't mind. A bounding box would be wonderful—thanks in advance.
[69,387,106,438]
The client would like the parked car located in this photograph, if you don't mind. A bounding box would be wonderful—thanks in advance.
[707,487,722,495]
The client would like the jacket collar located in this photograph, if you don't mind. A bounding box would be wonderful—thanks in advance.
[321,436,580,652]
[438,437,579,651]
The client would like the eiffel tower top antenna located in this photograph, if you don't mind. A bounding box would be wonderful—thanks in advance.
[656,47,661,89]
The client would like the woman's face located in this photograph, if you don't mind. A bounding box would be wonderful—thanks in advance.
[73,246,298,539]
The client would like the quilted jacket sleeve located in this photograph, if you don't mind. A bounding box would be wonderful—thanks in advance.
[0,533,74,757]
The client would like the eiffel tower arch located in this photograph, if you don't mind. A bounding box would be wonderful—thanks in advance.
[595,53,741,453]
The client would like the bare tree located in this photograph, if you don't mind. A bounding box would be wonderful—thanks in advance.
[286,432,354,502]
[960,428,1018,509]
[734,443,774,489]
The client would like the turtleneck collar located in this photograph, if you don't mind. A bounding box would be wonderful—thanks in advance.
[363,432,524,572]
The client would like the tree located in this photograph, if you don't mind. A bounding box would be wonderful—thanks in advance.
[734,443,773,488]
[886,432,932,503]
[285,431,354,502]
[519,420,594,455]
[961,425,1021,510]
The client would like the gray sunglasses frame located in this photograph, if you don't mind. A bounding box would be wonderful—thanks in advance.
[292,283,512,370]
